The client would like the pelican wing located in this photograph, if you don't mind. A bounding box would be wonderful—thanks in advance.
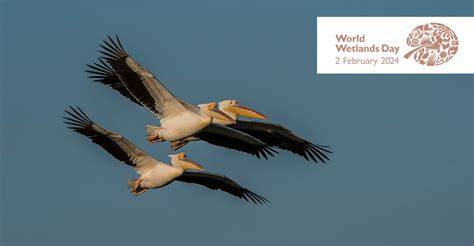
[229,120,331,163]
[175,170,269,204]
[194,123,278,159]
[86,58,141,105]
[98,35,195,117]
[63,106,157,174]
[86,61,200,115]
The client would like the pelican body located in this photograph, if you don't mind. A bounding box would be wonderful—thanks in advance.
[146,102,228,142]
[151,109,208,142]
[63,106,268,203]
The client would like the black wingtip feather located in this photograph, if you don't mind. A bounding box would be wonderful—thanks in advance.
[310,142,332,153]
[86,60,114,82]
[263,147,277,158]
[246,194,257,204]
[76,107,92,122]
[308,143,331,161]
[115,34,126,53]
[255,146,279,160]
[63,106,94,133]
[255,152,261,159]
[244,190,270,205]
[98,35,128,62]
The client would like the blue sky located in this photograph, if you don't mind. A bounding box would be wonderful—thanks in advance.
[1,1,472,246]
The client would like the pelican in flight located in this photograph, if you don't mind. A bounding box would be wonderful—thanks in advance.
[63,106,269,203]
[95,36,234,143]
[87,35,276,159]
[215,100,332,163]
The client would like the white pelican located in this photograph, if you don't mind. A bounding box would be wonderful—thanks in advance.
[216,100,332,163]
[63,106,269,203]
[96,35,234,143]
[87,36,277,159]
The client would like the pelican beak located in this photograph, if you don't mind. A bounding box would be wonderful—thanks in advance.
[181,158,205,171]
[224,104,268,120]
[209,108,236,124]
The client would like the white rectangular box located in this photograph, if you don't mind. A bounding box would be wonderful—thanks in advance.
[316,17,474,74]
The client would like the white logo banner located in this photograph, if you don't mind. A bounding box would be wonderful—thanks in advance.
[316,17,474,74]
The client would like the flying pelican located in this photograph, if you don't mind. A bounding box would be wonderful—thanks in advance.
[215,100,332,163]
[95,36,234,143]
[86,36,277,159]
[63,106,269,203]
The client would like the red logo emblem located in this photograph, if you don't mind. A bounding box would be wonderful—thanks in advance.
[404,23,459,66]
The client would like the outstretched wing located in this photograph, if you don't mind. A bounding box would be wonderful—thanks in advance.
[86,59,200,114]
[229,120,331,163]
[97,35,195,117]
[86,58,141,105]
[63,106,157,174]
[194,123,278,159]
[175,170,269,204]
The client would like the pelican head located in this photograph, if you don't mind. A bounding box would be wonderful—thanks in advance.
[168,152,205,171]
[218,100,268,121]
[198,102,235,124]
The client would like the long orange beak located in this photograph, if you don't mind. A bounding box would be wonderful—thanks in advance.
[224,105,268,120]
[181,158,205,171]
[209,108,236,124]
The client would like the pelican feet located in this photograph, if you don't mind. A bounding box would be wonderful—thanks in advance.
[132,188,149,196]
[171,140,188,151]
[146,127,165,143]
[131,179,142,192]
[130,179,149,196]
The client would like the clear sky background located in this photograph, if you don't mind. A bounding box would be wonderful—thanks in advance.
[1,1,472,246]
